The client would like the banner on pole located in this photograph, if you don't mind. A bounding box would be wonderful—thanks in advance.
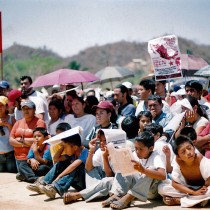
[148,35,182,81]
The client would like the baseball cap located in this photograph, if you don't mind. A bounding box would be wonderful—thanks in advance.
[8,89,22,106]
[0,96,8,105]
[122,81,132,89]
[21,100,36,109]
[92,100,114,112]
[0,80,10,89]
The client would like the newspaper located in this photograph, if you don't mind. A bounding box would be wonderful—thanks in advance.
[107,143,138,176]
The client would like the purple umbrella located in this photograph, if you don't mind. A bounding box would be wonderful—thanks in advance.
[31,69,100,88]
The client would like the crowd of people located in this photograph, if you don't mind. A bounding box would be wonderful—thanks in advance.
[0,75,210,209]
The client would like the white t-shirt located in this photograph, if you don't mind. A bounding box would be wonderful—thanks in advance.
[47,118,64,136]
[64,114,96,143]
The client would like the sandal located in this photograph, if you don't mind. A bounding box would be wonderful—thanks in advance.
[110,200,131,210]
[63,192,80,205]
[163,196,180,206]
[101,195,120,208]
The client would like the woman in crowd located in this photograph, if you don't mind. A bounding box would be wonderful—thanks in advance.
[0,96,16,173]
[9,100,46,181]
[64,96,96,144]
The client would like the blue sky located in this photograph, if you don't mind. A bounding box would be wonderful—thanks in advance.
[1,0,210,57]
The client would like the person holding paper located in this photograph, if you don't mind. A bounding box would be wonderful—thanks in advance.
[103,131,166,209]
[84,100,118,148]
[63,130,115,205]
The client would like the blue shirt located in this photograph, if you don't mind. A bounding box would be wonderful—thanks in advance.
[27,144,52,166]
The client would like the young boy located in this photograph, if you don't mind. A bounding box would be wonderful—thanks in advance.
[144,123,174,174]
[26,130,88,199]
[158,135,210,207]
[63,129,115,205]
[102,131,166,209]
[19,127,52,183]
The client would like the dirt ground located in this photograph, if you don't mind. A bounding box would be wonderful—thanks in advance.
[0,173,209,210]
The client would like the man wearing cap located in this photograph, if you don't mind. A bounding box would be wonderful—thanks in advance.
[0,80,11,97]
[8,89,23,121]
[9,100,46,180]
[20,76,49,122]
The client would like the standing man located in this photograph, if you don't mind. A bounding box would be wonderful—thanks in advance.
[20,76,49,122]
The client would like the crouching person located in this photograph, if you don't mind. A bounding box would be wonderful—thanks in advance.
[63,129,115,204]
[26,131,88,199]
[18,127,52,183]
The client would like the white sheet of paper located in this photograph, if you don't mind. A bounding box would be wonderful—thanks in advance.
[43,126,83,145]
[107,143,138,176]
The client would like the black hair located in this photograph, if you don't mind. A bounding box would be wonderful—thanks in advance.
[115,84,133,104]
[86,89,96,96]
[33,127,49,137]
[49,99,63,111]
[148,94,162,104]
[186,96,208,119]
[56,122,71,132]
[185,80,203,93]
[139,79,155,94]
[61,133,81,147]
[143,123,163,136]
[121,116,139,139]
[152,76,166,85]
[66,90,77,98]
[85,95,99,114]
[135,131,154,148]
[20,76,33,84]
[180,127,197,142]
[172,135,194,155]
[137,111,152,122]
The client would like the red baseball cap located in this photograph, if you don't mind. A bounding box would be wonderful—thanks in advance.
[8,89,22,106]
[92,100,114,112]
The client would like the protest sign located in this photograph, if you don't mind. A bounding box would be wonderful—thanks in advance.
[148,35,182,80]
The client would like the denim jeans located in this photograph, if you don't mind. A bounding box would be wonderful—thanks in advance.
[43,159,86,196]
[19,161,51,183]
[0,151,17,173]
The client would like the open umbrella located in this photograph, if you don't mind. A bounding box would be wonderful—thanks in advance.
[92,66,134,89]
[31,69,100,88]
[181,54,209,76]
[194,65,210,77]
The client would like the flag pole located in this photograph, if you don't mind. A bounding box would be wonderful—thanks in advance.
[0,12,3,80]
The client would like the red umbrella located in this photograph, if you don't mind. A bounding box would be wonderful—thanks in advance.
[31,69,100,88]
[181,54,209,76]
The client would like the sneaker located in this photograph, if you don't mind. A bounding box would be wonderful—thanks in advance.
[26,183,44,194]
[16,173,25,181]
[26,177,45,194]
[42,185,57,199]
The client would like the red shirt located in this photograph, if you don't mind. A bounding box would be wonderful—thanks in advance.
[10,117,46,160]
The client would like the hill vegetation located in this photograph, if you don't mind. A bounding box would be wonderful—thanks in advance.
[2,37,210,88]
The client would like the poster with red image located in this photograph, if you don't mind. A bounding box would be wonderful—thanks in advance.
[148,35,182,80]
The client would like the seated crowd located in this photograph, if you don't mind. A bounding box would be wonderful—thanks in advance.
[0,75,210,209]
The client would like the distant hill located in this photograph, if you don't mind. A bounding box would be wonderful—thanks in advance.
[2,37,210,87]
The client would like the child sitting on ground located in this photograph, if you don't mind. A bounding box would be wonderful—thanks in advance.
[102,131,166,209]
[18,127,52,183]
[26,128,88,199]
[144,123,174,174]
[158,135,210,207]
[63,129,115,205]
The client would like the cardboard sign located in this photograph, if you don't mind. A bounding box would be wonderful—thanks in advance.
[148,35,182,80]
